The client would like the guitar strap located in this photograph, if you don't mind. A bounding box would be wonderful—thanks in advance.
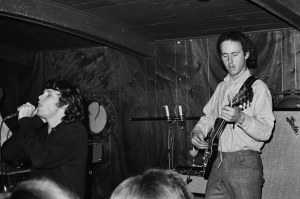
[239,75,258,92]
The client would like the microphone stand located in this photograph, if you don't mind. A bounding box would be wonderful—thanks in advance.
[0,119,8,192]
[130,116,201,121]
[0,115,17,192]
[130,115,201,170]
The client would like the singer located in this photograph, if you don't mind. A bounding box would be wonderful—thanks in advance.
[2,79,88,199]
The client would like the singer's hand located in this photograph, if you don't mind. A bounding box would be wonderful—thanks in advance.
[18,102,36,119]
[191,129,208,149]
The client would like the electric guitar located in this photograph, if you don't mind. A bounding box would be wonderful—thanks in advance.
[201,77,257,180]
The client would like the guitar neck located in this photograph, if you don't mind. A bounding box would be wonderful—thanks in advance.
[211,118,228,139]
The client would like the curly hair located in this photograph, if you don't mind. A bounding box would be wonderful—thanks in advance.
[110,168,193,199]
[45,79,84,123]
[216,31,257,69]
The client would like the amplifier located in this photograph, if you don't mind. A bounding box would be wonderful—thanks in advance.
[261,111,300,199]
[0,162,31,190]
[88,142,103,164]
[175,165,207,194]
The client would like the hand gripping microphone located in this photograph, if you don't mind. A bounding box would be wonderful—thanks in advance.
[3,112,18,121]
[3,102,38,121]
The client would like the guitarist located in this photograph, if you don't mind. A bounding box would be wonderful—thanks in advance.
[191,31,275,199]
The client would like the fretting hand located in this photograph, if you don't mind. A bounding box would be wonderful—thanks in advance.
[221,105,245,124]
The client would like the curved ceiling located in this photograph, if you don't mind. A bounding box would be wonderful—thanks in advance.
[0,0,299,57]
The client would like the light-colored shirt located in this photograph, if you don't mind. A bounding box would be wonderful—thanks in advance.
[193,69,275,152]
[0,114,12,146]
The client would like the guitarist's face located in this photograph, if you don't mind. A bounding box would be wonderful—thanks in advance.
[220,40,249,81]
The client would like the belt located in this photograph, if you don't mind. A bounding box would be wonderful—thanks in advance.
[217,150,259,158]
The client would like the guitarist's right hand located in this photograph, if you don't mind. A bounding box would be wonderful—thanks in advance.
[191,130,208,149]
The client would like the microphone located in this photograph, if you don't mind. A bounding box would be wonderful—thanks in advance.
[178,105,185,130]
[3,104,38,121]
[3,112,18,121]
[163,105,171,122]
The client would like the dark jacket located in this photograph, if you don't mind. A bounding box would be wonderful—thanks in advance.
[4,116,88,199]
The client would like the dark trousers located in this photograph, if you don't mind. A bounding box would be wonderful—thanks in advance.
[205,150,264,199]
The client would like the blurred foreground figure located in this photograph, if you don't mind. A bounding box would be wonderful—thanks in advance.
[110,168,194,199]
[6,178,79,199]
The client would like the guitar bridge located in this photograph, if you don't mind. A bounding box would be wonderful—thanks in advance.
[286,116,299,135]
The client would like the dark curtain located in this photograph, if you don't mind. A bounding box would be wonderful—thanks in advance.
[0,54,45,130]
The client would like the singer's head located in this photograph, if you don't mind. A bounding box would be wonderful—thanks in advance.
[37,79,85,123]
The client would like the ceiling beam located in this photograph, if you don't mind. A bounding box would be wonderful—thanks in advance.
[247,0,300,30]
[0,0,154,57]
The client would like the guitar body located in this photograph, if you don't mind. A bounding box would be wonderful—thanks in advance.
[202,118,226,180]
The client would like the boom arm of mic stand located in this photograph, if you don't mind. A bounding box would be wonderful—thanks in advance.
[130,117,168,121]
[130,115,202,170]
[130,116,201,121]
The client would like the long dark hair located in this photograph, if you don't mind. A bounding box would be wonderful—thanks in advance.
[216,31,257,69]
[46,79,84,123]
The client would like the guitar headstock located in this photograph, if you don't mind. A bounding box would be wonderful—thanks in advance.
[231,86,254,110]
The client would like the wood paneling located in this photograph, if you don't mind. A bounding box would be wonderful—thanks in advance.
[155,40,177,169]
[144,56,157,167]
[252,31,283,91]
[282,30,297,90]
[120,51,147,170]
[174,39,189,166]
[189,38,211,108]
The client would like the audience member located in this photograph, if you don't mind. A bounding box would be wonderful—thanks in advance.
[110,168,194,199]
[7,178,79,199]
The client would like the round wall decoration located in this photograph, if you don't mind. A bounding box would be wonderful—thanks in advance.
[86,94,116,140]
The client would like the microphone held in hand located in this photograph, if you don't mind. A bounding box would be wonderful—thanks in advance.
[3,103,38,121]
[3,112,18,121]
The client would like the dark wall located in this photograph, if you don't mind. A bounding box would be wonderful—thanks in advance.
[0,53,43,130]
[2,28,299,198]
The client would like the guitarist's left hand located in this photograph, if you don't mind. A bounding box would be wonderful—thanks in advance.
[221,105,245,124]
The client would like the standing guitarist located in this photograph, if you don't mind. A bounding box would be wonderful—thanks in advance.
[191,31,275,199]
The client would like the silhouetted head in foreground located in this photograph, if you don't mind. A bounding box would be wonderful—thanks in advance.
[110,168,194,199]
